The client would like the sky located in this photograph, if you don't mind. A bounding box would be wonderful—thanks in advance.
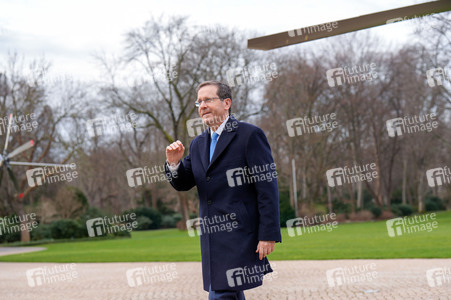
[0,0,432,82]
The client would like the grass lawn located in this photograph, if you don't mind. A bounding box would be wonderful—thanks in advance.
[1,211,450,262]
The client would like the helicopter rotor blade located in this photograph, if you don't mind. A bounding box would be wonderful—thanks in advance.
[7,140,34,160]
[3,114,13,153]
[0,166,3,187]
[8,161,73,168]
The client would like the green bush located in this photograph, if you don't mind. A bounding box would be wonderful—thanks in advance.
[111,229,131,238]
[0,219,21,243]
[50,219,86,239]
[79,207,108,226]
[124,207,162,229]
[161,215,177,228]
[425,196,445,212]
[172,213,183,223]
[391,204,414,216]
[369,206,382,218]
[332,199,352,214]
[135,216,153,230]
[31,224,52,241]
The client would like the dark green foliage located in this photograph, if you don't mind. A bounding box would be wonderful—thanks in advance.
[50,219,86,239]
[124,207,162,229]
[369,206,382,218]
[424,195,446,212]
[135,216,153,230]
[391,204,414,216]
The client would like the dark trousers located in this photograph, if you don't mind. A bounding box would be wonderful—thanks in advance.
[208,284,246,300]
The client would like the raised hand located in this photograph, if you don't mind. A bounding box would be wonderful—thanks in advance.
[166,140,185,165]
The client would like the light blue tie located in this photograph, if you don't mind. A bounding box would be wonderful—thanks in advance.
[209,132,219,162]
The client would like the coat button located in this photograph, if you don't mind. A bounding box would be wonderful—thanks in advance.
[206,176,211,182]
[207,200,212,205]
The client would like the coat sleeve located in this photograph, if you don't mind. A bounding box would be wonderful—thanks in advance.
[245,127,282,243]
[164,140,196,191]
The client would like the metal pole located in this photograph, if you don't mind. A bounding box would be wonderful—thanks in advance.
[292,158,298,217]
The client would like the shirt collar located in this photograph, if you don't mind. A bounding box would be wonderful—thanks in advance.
[210,115,229,139]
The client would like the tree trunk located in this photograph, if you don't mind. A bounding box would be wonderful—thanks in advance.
[402,156,407,205]
[327,185,333,214]
[18,198,30,243]
[418,171,425,213]
[178,192,189,230]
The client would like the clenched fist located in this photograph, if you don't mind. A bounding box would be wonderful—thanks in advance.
[166,140,185,165]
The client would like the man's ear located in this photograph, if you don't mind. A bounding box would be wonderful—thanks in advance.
[224,98,231,109]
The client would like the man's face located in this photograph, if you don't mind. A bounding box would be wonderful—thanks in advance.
[197,85,231,127]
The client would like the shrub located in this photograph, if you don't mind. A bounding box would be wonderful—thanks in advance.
[31,224,52,241]
[79,207,108,226]
[332,199,351,214]
[50,219,86,239]
[124,207,162,229]
[391,204,414,217]
[172,213,183,224]
[424,196,445,212]
[111,229,131,238]
[135,216,153,230]
[161,215,177,228]
[369,206,382,218]
[0,220,21,243]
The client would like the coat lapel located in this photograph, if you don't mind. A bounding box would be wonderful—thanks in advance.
[197,116,238,172]
[207,116,237,171]
[198,129,210,172]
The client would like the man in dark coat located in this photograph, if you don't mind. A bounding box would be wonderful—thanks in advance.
[165,81,281,299]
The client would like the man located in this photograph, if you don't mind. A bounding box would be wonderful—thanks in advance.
[165,81,281,299]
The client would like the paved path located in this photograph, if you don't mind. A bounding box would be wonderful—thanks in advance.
[0,246,46,256]
[0,259,450,299]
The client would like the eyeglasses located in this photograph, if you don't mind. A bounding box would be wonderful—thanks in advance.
[195,97,222,107]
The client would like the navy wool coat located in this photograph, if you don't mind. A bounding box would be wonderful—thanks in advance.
[165,116,282,291]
